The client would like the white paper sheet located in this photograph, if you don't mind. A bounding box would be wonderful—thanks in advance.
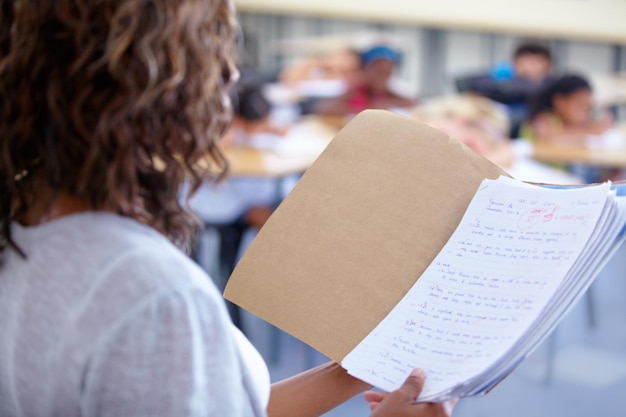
[342,177,612,400]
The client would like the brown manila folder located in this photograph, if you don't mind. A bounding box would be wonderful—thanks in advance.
[224,110,626,401]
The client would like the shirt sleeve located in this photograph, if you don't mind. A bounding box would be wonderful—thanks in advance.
[80,287,254,417]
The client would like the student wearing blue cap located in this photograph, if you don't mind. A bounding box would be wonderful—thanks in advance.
[316,44,416,120]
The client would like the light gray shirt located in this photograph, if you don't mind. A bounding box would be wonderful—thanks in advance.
[0,213,269,416]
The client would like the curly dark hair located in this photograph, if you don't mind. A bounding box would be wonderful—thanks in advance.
[0,0,238,259]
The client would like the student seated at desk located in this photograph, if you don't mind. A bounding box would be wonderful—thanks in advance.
[457,42,556,137]
[520,73,613,145]
[315,45,416,124]
[409,94,586,185]
[410,94,515,169]
[224,83,289,147]
[519,73,622,182]
[503,42,554,84]
[192,83,287,230]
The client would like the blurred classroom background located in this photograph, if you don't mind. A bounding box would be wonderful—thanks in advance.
[235,1,626,109]
[190,1,626,416]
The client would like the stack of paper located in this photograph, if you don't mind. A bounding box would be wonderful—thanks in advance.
[342,176,626,400]
[224,110,626,401]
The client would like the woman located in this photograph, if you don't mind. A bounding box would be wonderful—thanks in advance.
[0,1,455,416]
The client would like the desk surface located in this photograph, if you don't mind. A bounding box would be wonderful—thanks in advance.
[222,114,626,178]
[532,144,626,168]
[530,123,626,168]
[222,146,322,177]
[221,116,337,178]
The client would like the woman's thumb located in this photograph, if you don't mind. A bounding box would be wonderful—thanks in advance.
[398,368,425,401]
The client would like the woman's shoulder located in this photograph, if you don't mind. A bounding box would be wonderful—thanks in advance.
[6,211,227,357]
[78,213,213,293]
[11,211,217,306]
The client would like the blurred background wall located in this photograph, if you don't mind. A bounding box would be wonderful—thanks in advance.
[236,6,625,99]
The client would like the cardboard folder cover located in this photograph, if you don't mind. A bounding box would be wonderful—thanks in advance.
[224,109,508,363]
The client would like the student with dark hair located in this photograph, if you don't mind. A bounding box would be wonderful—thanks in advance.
[519,73,621,183]
[511,43,553,83]
[0,1,456,416]
[520,73,613,144]
[223,83,289,147]
[315,44,416,119]
[234,84,273,121]
[458,41,556,137]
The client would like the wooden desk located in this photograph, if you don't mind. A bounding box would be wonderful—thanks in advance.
[221,116,337,178]
[532,144,626,168]
[221,146,322,177]
[530,122,626,169]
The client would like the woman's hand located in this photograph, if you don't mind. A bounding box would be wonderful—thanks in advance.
[365,369,458,417]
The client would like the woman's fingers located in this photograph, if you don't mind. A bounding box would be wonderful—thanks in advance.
[364,391,386,403]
